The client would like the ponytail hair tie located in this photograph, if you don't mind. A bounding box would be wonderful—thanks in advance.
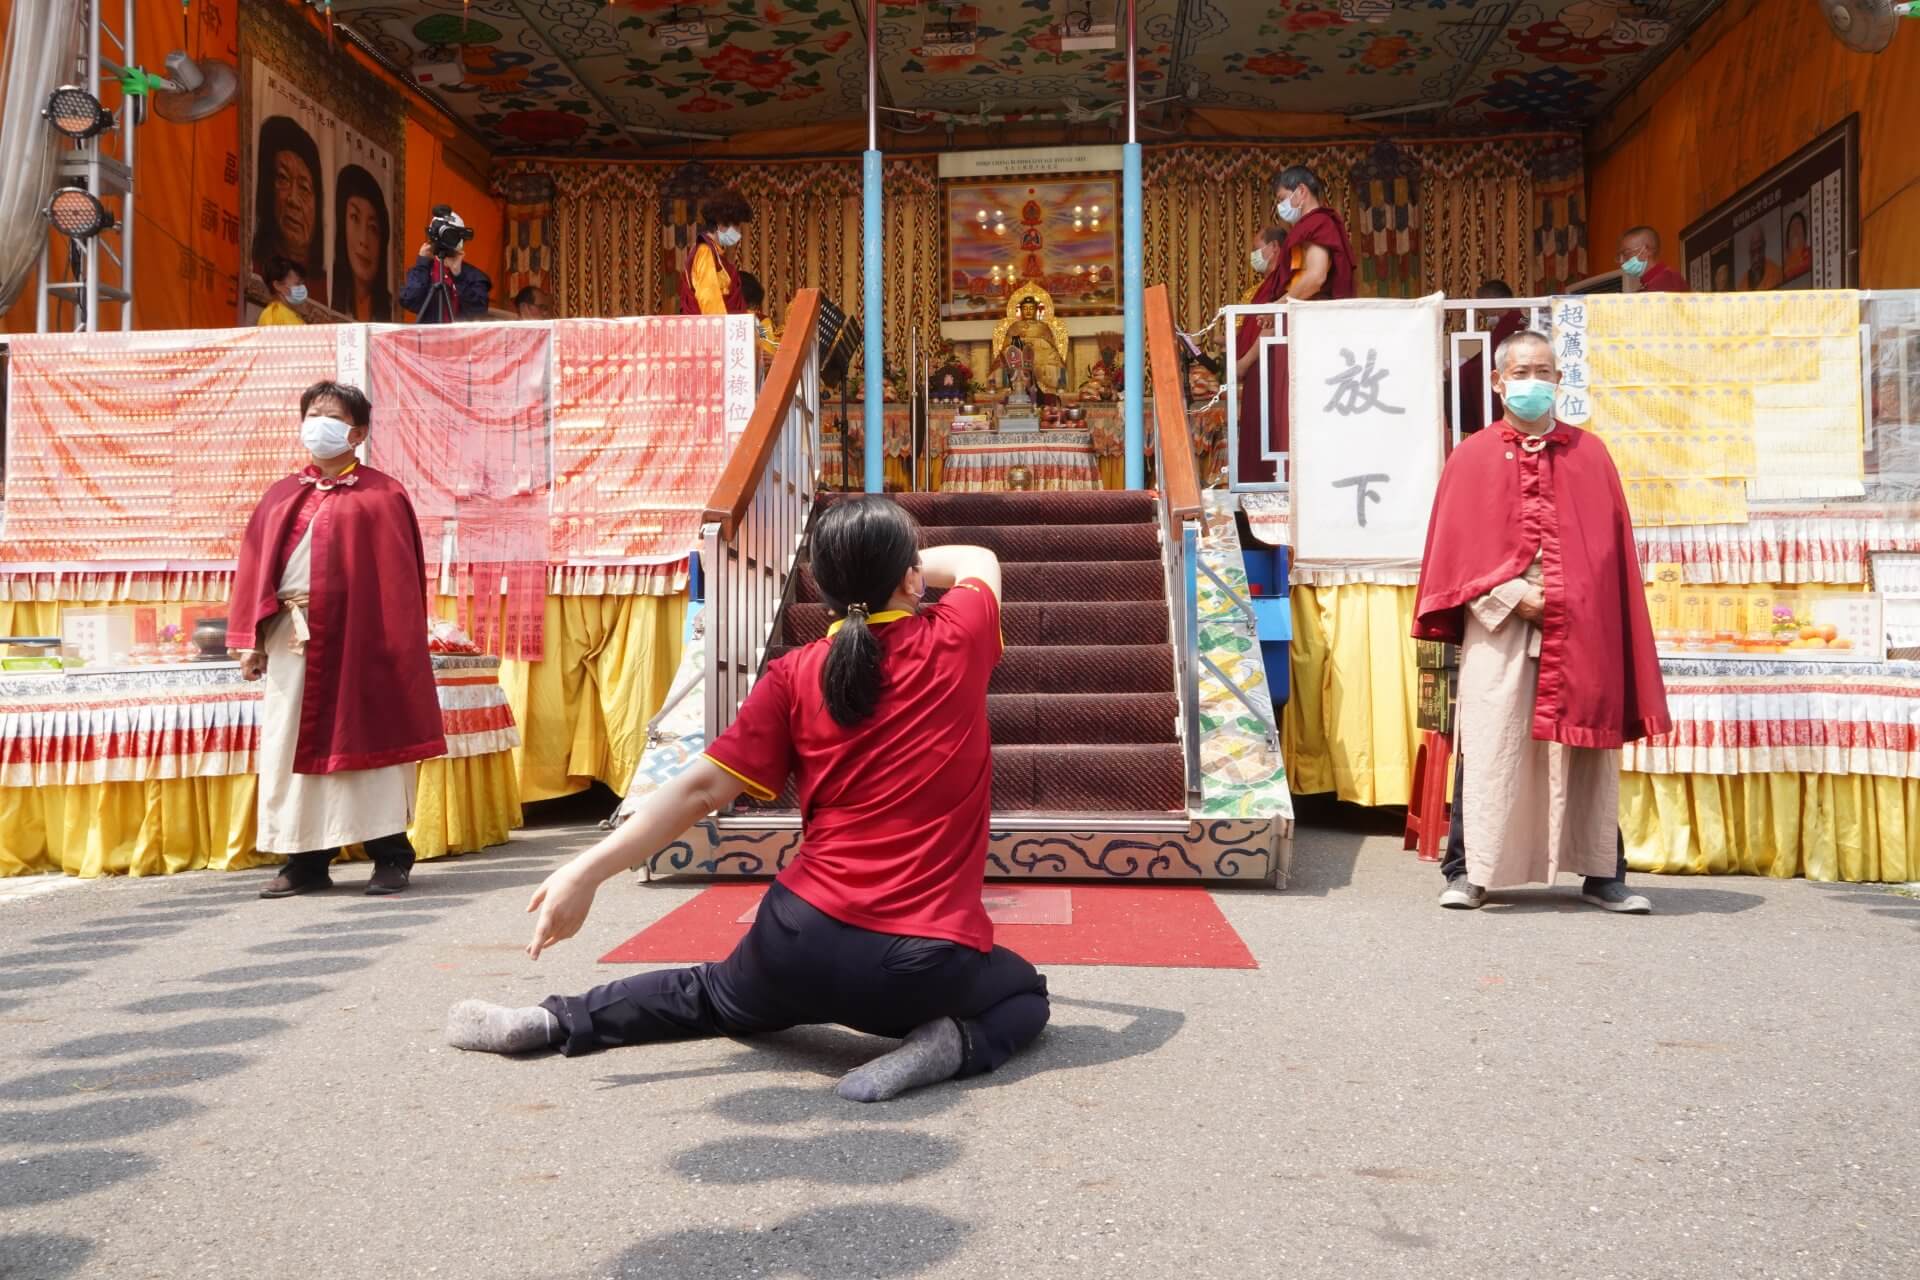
[845,603,869,622]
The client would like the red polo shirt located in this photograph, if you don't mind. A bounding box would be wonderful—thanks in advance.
[703,579,1002,951]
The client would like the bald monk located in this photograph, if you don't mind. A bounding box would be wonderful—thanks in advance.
[1617,226,1689,293]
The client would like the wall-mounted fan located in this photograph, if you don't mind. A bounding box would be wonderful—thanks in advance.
[1813,0,1900,51]
[117,52,239,123]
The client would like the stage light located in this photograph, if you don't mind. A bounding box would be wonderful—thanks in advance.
[45,187,113,239]
[44,85,112,139]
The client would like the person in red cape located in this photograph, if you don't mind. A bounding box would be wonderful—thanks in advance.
[1234,165,1358,485]
[678,189,752,316]
[1413,331,1669,914]
[229,381,447,898]
[1617,225,1690,293]
[1452,278,1528,437]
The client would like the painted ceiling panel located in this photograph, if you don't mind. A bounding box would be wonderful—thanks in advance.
[325,0,1721,152]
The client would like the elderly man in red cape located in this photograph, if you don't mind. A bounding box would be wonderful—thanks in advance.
[1234,165,1357,485]
[228,381,447,898]
[1413,331,1670,913]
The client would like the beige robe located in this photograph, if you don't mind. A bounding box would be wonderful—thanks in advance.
[1456,555,1618,889]
[255,525,417,854]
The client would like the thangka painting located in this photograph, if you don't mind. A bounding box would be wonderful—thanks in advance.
[943,177,1119,321]
[1681,116,1858,294]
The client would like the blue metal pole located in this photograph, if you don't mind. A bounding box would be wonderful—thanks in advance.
[863,149,884,493]
[1121,0,1145,490]
[1123,143,1144,489]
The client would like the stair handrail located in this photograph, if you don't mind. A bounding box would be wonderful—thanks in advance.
[701,288,824,740]
[1144,283,1205,800]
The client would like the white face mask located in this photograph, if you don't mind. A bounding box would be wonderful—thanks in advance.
[301,414,356,460]
[715,226,742,248]
[1250,247,1270,274]
[285,284,309,306]
[1276,195,1302,224]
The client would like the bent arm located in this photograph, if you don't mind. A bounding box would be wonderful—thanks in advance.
[921,543,1001,603]
[1470,577,1537,632]
[1287,245,1331,300]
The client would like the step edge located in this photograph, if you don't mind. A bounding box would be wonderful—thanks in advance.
[716,812,1197,832]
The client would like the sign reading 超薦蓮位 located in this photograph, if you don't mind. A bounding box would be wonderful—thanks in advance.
[1287,295,1445,572]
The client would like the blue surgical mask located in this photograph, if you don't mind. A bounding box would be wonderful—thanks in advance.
[715,226,742,248]
[301,414,355,460]
[286,284,309,305]
[1275,196,1301,224]
[1620,255,1648,278]
[1502,378,1557,423]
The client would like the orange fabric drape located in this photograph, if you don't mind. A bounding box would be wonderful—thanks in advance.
[1587,0,1920,288]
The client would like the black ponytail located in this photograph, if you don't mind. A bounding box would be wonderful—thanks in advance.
[810,497,920,728]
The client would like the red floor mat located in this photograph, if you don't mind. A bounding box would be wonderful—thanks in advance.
[600,884,1256,969]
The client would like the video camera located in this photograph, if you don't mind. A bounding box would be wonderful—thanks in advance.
[424,204,476,259]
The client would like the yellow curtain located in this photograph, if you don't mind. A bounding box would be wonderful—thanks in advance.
[496,592,687,803]
[0,601,61,637]
[1283,584,1420,807]
[1622,771,1920,883]
[0,757,520,879]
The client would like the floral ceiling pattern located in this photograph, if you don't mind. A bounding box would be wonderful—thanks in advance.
[326,0,1721,153]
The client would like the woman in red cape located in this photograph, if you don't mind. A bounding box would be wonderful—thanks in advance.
[228,381,446,898]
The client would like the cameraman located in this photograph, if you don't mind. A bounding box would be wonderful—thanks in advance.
[399,205,491,324]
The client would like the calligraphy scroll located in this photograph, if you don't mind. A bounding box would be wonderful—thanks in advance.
[1288,295,1445,572]
[1558,291,1863,527]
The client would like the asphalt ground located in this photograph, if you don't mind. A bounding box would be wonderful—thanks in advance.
[4,802,1919,1279]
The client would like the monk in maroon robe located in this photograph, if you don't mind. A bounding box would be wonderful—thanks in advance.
[1415,330,1668,913]
[229,380,446,898]
[1234,165,1358,485]
[1618,225,1690,293]
[1453,279,1528,438]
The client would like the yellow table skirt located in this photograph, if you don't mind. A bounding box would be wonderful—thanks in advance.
[1282,583,1420,807]
[0,750,522,879]
[1622,770,1920,883]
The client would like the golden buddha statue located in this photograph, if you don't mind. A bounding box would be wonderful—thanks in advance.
[991,283,1069,403]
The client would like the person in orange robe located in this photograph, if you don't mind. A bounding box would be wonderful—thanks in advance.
[1233,165,1358,486]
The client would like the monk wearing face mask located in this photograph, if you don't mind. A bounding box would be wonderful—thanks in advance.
[680,189,755,316]
[228,381,445,899]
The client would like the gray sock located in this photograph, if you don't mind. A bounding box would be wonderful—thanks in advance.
[445,1000,561,1054]
[835,1017,965,1103]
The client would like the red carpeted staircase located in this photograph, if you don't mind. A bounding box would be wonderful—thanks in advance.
[780,490,1187,816]
[646,489,1285,883]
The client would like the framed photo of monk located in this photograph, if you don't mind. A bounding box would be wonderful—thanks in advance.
[942,175,1121,320]
[1682,116,1858,293]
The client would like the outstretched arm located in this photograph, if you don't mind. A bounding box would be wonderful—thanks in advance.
[920,543,1001,603]
[525,757,742,958]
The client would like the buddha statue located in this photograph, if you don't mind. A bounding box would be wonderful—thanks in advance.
[992,285,1069,405]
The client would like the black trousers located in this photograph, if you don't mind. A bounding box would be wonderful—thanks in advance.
[543,882,1050,1073]
[290,833,415,869]
[1439,752,1625,890]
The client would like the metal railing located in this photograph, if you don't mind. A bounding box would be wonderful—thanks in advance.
[1220,295,1556,491]
[701,289,824,740]
[1143,283,1204,799]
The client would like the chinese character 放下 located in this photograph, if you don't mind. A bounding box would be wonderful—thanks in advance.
[1322,348,1404,418]
[1332,473,1391,527]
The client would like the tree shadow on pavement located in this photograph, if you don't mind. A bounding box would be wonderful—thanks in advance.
[593,1204,969,1280]
[0,1096,207,1146]
[0,1150,159,1211]
[965,994,1184,1090]
[0,1052,251,1103]
[45,1016,288,1060]
[671,1130,963,1185]
[0,1233,98,1277]
[707,1082,965,1127]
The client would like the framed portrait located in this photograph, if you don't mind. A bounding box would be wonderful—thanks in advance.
[1682,116,1858,293]
[942,175,1120,321]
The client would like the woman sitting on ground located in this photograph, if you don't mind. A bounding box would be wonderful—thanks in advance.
[447,496,1050,1102]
